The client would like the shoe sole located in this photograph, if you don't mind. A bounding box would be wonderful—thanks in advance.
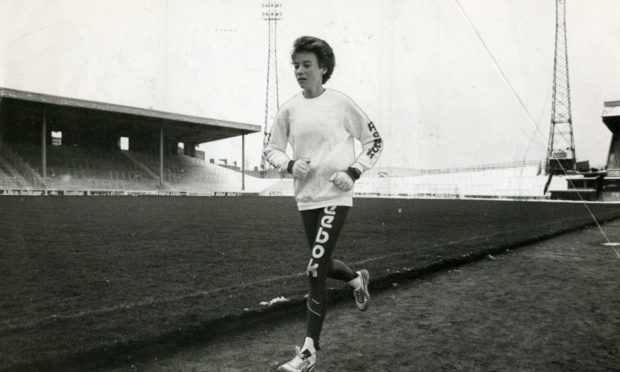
[277,364,315,372]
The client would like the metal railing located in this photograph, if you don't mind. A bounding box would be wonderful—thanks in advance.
[419,161,542,176]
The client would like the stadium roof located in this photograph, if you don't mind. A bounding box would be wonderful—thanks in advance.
[603,100,620,118]
[0,87,261,143]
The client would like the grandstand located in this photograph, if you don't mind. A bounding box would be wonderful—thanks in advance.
[0,87,265,195]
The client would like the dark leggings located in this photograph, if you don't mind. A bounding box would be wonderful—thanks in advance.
[300,205,357,349]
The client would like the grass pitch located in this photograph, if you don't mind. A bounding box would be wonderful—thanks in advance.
[0,196,619,370]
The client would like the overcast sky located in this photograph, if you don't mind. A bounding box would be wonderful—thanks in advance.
[1,0,619,170]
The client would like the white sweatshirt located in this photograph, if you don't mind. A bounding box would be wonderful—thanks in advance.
[264,89,383,210]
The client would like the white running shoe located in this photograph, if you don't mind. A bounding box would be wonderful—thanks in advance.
[353,269,370,311]
[277,346,316,372]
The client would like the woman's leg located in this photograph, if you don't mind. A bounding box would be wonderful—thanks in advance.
[299,206,355,350]
[300,207,357,282]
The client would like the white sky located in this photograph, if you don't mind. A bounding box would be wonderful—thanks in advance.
[1,0,619,170]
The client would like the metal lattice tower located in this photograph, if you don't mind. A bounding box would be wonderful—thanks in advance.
[260,1,282,176]
[546,0,576,174]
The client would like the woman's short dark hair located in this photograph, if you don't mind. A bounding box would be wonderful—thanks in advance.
[291,36,335,84]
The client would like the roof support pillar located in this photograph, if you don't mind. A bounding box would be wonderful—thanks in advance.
[160,123,164,188]
[42,108,47,178]
[241,132,245,191]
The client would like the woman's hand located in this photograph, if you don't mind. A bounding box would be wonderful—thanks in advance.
[329,172,354,191]
[291,159,311,179]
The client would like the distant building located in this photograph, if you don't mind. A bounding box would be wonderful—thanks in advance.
[603,100,620,176]
[550,100,620,201]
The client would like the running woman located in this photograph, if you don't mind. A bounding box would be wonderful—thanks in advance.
[264,36,383,372]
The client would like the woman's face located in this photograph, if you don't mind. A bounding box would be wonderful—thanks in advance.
[292,52,326,92]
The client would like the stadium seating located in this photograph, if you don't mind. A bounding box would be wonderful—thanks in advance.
[1,142,281,193]
[356,164,555,199]
[255,163,562,199]
[123,151,278,193]
[8,143,159,191]
[260,163,555,199]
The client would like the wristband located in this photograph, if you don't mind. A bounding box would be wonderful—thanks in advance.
[345,167,362,181]
[287,160,295,174]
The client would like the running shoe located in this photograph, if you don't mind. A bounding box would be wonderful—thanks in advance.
[277,346,316,372]
[353,269,370,311]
